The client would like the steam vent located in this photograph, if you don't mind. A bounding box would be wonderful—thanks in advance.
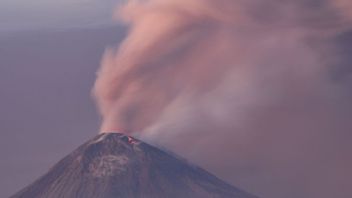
[11,133,258,198]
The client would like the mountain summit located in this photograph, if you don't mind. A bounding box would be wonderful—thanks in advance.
[11,133,257,198]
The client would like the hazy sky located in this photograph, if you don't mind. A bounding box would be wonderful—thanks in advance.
[0,1,123,197]
[0,0,120,32]
[0,26,126,198]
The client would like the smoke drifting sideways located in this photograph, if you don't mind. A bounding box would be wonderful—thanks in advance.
[93,0,352,197]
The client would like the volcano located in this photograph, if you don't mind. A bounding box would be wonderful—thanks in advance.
[11,133,257,198]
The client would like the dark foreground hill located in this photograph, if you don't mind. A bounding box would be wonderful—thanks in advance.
[11,133,257,198]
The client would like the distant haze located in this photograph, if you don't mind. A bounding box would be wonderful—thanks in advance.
[0,26,124,198]
[0,0,120,33]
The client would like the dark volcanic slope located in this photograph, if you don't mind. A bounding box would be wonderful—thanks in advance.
[11,133,257,198]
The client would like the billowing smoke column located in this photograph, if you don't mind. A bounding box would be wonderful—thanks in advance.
[93,0,352,197]
[93,0,245,133]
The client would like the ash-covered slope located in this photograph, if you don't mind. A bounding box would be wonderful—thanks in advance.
[11,133,257,198]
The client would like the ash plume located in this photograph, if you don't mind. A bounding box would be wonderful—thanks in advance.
[93,0,352,197]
